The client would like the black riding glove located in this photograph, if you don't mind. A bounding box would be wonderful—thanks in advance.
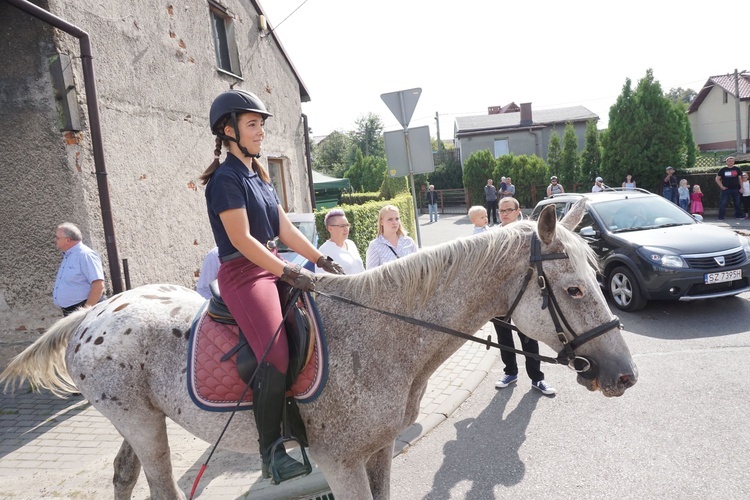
[280,264,316,292]
[316,255,346,275]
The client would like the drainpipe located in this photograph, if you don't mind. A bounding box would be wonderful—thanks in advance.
[7,0,122,294]
[302,113,316,210]
[528,128,541,157]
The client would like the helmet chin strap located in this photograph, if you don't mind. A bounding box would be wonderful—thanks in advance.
[221,112,261,159]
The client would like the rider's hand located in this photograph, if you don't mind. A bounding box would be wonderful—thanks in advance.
[316,255,346,275]
[280,264,316,292]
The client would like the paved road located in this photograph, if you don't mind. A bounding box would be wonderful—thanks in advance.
[390,292,750,499]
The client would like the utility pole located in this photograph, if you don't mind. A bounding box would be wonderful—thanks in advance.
[734,69,742,153]
[435,112,443,151]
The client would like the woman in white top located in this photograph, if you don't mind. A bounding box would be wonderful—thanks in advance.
[622,173,636,190]
[365,205,418,269]
[314,209,365,274]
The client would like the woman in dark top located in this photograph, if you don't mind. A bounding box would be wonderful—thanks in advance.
[199,89,343,482]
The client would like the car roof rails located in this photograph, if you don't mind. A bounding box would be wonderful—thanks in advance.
[548,192,585,199]
[601,186,652,194]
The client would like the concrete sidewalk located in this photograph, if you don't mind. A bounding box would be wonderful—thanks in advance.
[0,212,499,499]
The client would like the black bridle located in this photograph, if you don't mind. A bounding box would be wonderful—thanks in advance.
[490,232,621,379]
[318,231,621,379]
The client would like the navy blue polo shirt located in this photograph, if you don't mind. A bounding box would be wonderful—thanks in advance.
[205,153,280,258]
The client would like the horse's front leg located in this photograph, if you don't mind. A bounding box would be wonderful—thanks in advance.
[367,443,394,500]
[315,455,373,499]
[113,439,141,500]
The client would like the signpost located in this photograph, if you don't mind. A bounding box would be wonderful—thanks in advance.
[380,88,434,247]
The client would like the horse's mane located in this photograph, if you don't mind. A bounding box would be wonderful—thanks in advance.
[319,221,598,310]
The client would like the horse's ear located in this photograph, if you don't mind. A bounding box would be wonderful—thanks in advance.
[537,204,557,244]
[561,199,586,231]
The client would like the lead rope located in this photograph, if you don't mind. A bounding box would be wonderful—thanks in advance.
[188,288,302,500]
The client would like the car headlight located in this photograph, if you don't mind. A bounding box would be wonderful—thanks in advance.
[637,246,687,268]
[740,236,750,260]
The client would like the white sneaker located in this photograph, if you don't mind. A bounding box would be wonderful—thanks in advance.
[531,380,557,395]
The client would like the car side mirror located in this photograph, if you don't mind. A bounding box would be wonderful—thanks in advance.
[692,214,704,223]
[579,226,599,238]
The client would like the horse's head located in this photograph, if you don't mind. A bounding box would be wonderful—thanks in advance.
[510,201,637,397]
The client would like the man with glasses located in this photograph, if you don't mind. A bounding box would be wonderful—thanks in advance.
[493,198,557,395]
[53,222,105,316]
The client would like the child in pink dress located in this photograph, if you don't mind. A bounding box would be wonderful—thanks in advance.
[690,185,704,215]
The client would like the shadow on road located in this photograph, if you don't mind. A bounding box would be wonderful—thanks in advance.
[0,386,89,459]
[613,294,750,340]
[424,388,541,499]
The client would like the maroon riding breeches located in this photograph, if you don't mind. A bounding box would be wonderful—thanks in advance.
[217,256,289,373]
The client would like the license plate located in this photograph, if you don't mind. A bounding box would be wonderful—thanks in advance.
[704,269,742,284]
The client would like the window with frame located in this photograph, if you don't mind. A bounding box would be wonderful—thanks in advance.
[723,91,728,104]
[209,1,242,77]
[493,138,509,158]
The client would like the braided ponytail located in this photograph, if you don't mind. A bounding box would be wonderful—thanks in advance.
[199,136,224,185]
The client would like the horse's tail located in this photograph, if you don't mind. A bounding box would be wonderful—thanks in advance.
[0,307,89,397]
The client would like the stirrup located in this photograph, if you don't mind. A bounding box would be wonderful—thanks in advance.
[266,436,312,485]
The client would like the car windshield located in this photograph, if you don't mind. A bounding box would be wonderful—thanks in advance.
[276,219,316,252]
[592,196,696,233]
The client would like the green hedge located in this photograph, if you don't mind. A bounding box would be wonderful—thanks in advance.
[315,192,416,261]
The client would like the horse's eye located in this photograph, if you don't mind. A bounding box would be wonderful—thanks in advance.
[567,287,583,298]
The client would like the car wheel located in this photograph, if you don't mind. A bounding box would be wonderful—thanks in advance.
[607,266,647,311]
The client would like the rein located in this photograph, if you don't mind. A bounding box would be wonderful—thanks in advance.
[315,290,561,365]
[317,231,621,374]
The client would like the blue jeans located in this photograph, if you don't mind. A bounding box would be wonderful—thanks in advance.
[428,203,438,222]
[718,188,743,219]
[662,187,678,205]
[679,198,689,211]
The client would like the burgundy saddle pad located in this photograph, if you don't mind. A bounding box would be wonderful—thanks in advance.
[186,300,328,412]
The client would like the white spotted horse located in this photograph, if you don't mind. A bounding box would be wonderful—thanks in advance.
[1,203,637,499]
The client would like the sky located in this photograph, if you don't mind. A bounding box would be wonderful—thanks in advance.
[261,0,746,141]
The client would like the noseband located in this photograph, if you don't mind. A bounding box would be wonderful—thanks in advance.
[495,232,621,379]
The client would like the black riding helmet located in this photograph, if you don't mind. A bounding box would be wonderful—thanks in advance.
[210,89,273,158]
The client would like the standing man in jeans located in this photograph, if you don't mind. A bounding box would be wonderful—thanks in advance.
[426,184,439,223]
[493,197,557,395]
[662,166,679,204]
[53,222,105,316]
[716,156,744,220]
[484,179,498,225]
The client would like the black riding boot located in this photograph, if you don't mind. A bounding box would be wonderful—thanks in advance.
[253,362,309,483]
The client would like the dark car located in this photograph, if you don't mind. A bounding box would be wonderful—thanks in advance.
[530,189,750,311]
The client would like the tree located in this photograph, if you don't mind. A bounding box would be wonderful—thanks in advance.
[560,123,580,189]
[344,149,386,192]
[547,131,562,178]
[666,87,697,105]
[350,113,385,159]
[495,154,548,208]
[462,149,496,206]
[580,119,602,186]
[601,69,692,192]
[429,154,463,189]
[312,131,355,178]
